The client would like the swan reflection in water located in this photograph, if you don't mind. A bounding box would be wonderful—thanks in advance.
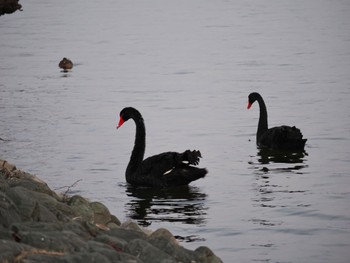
[249,148,309,230]
[124,185,208,228]
[250,149,308,208]
[256,148,308,172]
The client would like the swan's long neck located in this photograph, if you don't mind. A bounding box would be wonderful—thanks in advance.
[126,114,145,177]
[256,95,268,140]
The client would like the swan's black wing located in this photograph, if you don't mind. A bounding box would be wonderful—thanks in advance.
[162,165,207,187]
[140,150,201,175]
[259,125,307,150]
[137,150,206,187]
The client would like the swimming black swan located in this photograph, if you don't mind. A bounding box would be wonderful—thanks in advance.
[117,107,207,187]
[247,92,307,151]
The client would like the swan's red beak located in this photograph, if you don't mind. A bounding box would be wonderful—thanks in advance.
[247,102,252,109]
[117,117,125,129]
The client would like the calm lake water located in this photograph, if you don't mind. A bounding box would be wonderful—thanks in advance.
[1,1,350,262]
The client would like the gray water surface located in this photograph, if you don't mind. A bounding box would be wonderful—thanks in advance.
[1,1,350,262]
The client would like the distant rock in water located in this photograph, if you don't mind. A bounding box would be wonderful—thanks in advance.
[0,159,223,263]
[0,0,22,16]
[59,57,73,72]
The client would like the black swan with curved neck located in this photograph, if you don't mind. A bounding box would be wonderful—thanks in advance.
[247,92,307,151]
[117,107,207,187]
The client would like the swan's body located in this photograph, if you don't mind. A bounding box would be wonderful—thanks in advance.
[247,92,307,151]
[117,107,207,187]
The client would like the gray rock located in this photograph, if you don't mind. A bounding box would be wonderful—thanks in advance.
[95,234,128,252]
[108,227,148,243]
[22,252,112,263]
[90,201,111,225]
[68,195,94,222]
[127,238,176,263]
[121,220,144,232]
[148,228,198,262]
[195,246,224,263]
[110,214,121,226]
[12,230,89,252]
[0,191,22,227]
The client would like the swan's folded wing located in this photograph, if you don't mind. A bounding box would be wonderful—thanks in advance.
[260,125,306,150]
[267,126,303,141]
[140,151,182,177]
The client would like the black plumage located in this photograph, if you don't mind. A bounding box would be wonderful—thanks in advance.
[117,107,207,187]
[247,92,307,151]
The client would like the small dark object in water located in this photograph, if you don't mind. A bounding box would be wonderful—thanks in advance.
[59,57,73,72]
[247,92,307,151]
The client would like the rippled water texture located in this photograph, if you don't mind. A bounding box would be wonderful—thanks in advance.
[1,1,350,262]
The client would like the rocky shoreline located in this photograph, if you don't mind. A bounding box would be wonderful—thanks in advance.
[0,159,222,263]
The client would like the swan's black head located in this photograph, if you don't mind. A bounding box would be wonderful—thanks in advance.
[247,92,261,109]
[117,107,140,129]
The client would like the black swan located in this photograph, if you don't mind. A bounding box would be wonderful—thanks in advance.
[247,92,307,151]
[117,107,207,187]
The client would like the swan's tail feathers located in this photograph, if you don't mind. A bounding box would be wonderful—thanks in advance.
[165,166,207,187]
[285,126,307,150]
[182,150,202,165]
[297,138,307,150]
